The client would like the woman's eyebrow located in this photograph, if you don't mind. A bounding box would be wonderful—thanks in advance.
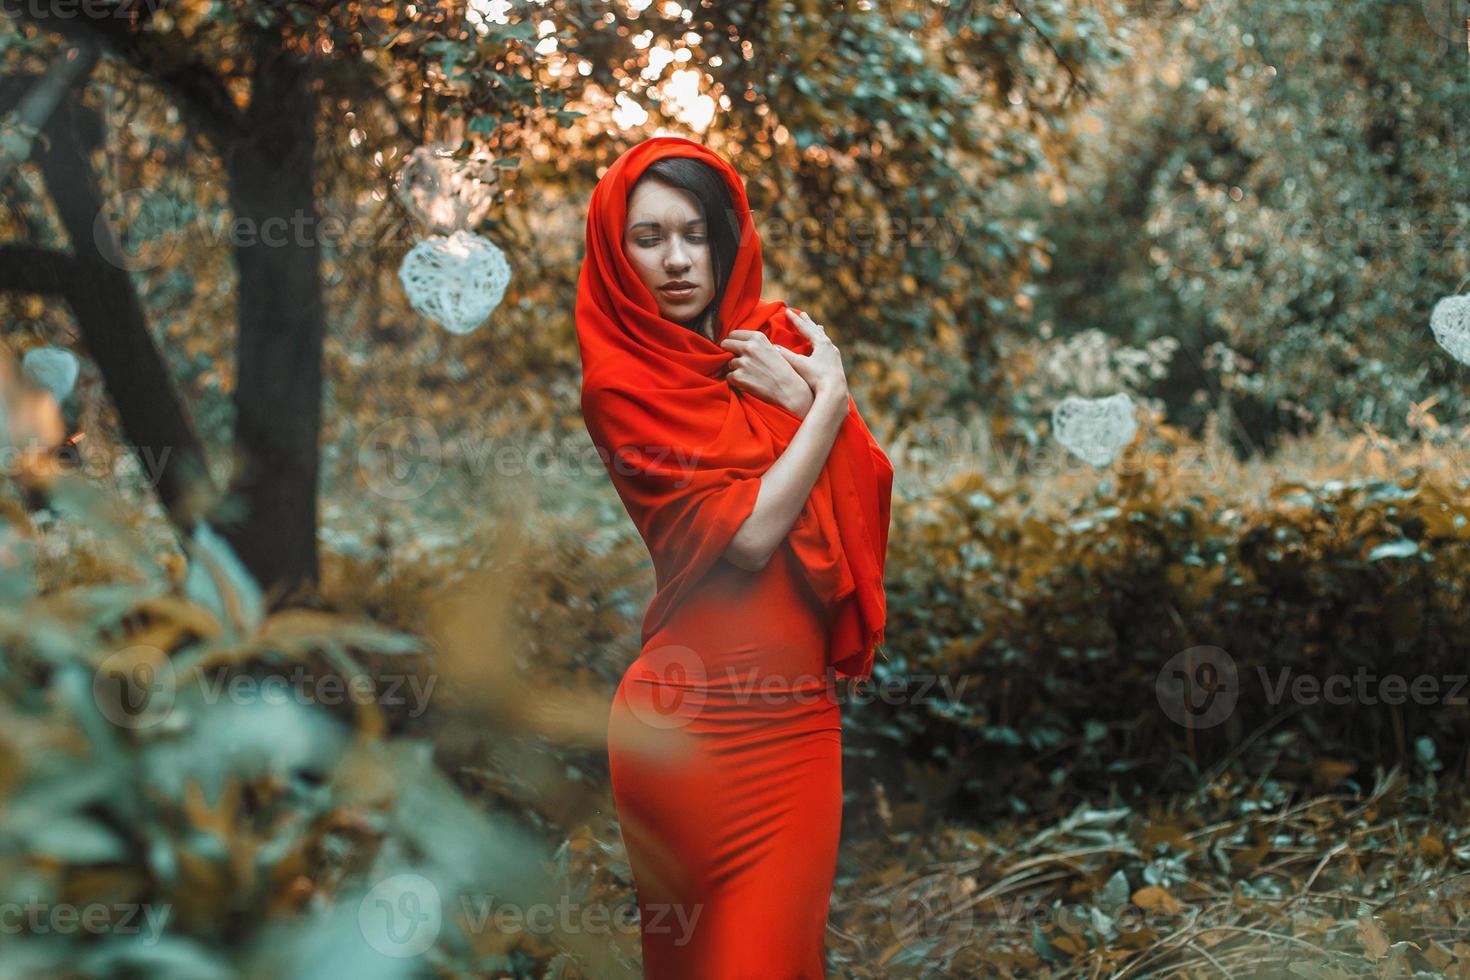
[627,217,707,232]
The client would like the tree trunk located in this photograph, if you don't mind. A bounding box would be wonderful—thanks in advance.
[215,60,324,605]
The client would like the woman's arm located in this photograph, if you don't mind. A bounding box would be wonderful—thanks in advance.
[722,388,849,570]
[722,308,849,571]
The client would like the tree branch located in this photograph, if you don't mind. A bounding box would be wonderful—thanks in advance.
[0,0,246,150]
[1007,1,1089,104]
[0,243,74,296]
[22,92,217,532]
[0,39,99,189]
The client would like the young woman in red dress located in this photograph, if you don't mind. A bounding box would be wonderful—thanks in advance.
[576,135,893,979]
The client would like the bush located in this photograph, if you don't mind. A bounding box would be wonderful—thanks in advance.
[855,414,1470,824]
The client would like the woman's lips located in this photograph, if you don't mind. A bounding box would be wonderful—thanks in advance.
[660,285,697,301]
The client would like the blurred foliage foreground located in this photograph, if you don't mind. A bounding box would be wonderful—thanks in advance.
[4,328,1470,978]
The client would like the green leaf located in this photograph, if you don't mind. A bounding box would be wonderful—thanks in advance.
[1098,868,1131,911]
[76,939,234,980]
[1367,539,1419,561]
[24,814,128,863]
[183,522,264,638]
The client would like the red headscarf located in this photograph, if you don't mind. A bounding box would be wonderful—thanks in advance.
[575,135,893,680]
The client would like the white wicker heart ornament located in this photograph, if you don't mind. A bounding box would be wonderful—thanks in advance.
[393,143,499,236]
[398,230,511,335]
[1052,393,1138,467]
[1430,294,1470,365]
[21,346,80,401]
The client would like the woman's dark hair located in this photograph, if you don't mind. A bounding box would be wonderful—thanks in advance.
[631,157,741,337]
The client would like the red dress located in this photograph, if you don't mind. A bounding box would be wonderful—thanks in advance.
[608,540,842,979]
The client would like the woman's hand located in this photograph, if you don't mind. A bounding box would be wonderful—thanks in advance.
[720,329,816,418]
[720,311,852,571]
[776,308,848,405]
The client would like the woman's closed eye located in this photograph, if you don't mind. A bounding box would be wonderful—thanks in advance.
[637,235,706,247]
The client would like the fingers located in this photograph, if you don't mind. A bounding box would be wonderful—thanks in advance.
[720,330,768,353]
[784,308,811,335]
[784,307,828,341]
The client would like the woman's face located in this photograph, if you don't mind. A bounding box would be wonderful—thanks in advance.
[623,178,716,332]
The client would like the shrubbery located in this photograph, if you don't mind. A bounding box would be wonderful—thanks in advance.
[855,415,1470,824]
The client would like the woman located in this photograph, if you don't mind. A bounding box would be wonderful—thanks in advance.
[575,136,893,978]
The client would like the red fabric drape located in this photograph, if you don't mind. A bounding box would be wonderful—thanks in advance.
[575,136,893,679]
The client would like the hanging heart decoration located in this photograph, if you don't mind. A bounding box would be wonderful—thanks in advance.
[21,346,80,402]
[1430,294,1470,365]
[397,230,512,335]
[1051,393,1138,467]
[393,142,499,236]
